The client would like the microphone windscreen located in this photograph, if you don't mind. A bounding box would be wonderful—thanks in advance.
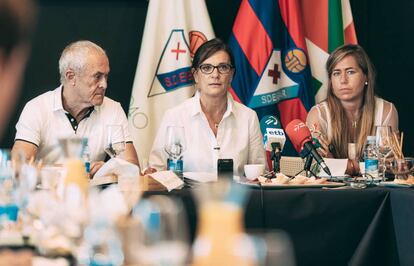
[259,115,282,133]
[264,128,286,152]
[285,119,312,153]
[260,115,286,152]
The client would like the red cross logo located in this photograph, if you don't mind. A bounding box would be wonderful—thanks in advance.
[171,42,186,60]
[268,64,281,84]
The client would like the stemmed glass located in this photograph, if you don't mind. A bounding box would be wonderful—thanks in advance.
[375,125,393,181]
[164,126,186,171]
[105,125,126,158]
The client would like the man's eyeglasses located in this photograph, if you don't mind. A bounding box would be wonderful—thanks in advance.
[198,63,233,74]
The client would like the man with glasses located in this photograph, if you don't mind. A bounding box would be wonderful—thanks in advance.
[148,38,266,177]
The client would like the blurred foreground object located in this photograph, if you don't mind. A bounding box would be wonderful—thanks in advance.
[0,0,37,139]
[192,179,295,265]
[129,196,190,266]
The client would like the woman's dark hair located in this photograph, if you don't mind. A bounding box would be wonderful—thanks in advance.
[191,38,235,69]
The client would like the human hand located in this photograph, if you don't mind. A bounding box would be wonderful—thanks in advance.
[316,134,334,158]
[142,167,157,175]
[89,161,105,178]
[309,126,333,158]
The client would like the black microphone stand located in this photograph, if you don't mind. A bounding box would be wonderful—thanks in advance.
[303,155,318,177]
[270,142,282,174]
[295,149,318,178]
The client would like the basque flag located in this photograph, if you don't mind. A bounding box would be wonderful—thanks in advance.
[301,0,358,102]
[229,0,314,155]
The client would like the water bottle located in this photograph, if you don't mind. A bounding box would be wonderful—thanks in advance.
[167,158,183,179]
[363,136,379,179]
[82,140,91,176]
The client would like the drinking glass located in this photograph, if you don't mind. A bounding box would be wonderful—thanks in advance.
[375,125,393,180]
[0,149,18,229]
[132,195,190,266]
[246,230,296,266]
[58,137,85,159]
[105,125,126,158]
[346,143,360,176]
[390,157,414,181]
[164,126,186,168]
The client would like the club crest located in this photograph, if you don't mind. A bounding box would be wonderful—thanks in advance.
[148,29,207,97]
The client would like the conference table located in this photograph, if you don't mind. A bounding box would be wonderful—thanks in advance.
[144,185,414,266]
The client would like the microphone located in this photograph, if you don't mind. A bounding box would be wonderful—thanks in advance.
[259,115,286,153]
[260,115,286,173]
[285,119,332,176]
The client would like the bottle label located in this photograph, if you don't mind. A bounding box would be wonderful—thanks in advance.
[84,161,90,174]
[365,159,379,178]
[167,158,183,173]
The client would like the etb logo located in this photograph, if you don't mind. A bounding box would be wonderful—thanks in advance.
[266,128,285,136]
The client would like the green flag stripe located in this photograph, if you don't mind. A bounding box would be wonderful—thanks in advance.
[312,76,323,95]
[328,0,344,53]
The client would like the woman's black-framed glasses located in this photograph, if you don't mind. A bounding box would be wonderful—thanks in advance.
[198,63,233,74]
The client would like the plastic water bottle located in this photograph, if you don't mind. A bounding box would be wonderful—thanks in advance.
[82,141,91,176]
[363,136,379,179]
[167,158,183,179]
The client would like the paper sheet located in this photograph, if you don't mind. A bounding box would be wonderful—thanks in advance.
[149,171,184,191]
[93,158,140,179]
[319,158,348,177]
[183,172,217,183]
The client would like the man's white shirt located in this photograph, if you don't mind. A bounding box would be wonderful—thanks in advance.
[15,85,132,162]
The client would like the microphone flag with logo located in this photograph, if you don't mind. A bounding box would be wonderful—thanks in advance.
[128,0,214,166]
[259,115,286,153]
[260,115,286,172]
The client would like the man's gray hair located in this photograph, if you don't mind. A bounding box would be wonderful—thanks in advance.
[58,40,106,83]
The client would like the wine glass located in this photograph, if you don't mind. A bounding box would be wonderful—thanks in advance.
[375,125,393,181]
[164,126,186,171]
[105,125,126,158]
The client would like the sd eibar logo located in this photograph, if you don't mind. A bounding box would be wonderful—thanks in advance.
[148,29,207,97]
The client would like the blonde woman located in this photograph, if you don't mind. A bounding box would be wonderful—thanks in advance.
[306,44,398,160]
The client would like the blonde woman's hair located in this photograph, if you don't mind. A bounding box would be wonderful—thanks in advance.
[326,44,376,159]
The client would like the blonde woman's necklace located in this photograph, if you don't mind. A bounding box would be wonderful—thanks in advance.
[352,120,357,128]
[349,112,360,128]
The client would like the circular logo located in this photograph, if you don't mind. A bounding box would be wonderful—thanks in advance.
[131,111,149,129]
[284,48,307,73]
[189,31,208,58]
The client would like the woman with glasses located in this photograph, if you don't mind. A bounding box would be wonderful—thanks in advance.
[306,44,399,160]
[147,38,266,176]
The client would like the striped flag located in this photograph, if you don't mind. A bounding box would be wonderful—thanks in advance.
[229,0,314,155]
[128,0,214,165]
[301,0,358,102]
